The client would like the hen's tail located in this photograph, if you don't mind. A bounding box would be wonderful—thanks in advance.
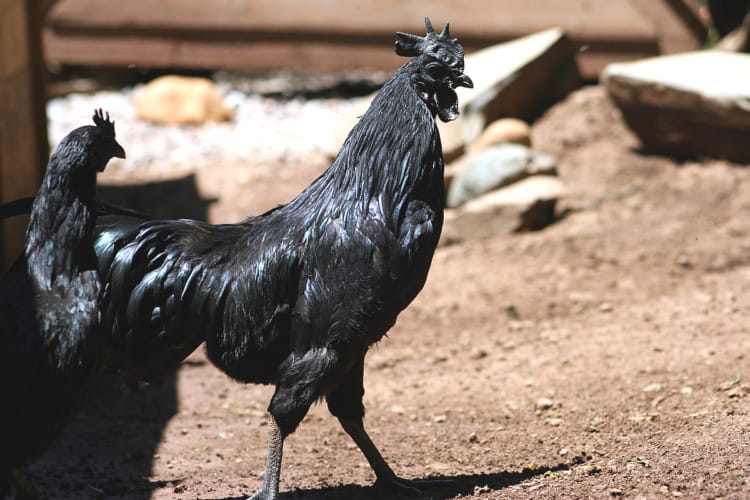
[0,197,34,219]
[0,196,154,220]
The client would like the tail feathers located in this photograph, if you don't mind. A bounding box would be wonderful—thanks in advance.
[0,197,34,219]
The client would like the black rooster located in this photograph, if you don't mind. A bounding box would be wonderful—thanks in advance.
[0,110,125,497]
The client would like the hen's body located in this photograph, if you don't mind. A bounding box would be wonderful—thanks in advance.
[0,261,100,463]
[0,112,124,496]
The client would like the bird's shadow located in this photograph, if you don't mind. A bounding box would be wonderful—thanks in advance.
[216,461,575,500]
[27,370,180,498]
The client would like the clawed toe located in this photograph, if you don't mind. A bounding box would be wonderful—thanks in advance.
[375,476,453,496]
[375,477,422,496]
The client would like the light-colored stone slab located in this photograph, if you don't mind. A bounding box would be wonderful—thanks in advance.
[440,28,580,159]
[602,51,750,162]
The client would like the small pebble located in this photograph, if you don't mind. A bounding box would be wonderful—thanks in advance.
[536,398,553,410]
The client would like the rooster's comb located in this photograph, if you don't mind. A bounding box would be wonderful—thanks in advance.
[92,108,116,136]
[395,17,458,58]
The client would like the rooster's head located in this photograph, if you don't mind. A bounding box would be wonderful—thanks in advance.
[395,17,473,122]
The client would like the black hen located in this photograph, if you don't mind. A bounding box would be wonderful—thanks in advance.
[0,110,125,496]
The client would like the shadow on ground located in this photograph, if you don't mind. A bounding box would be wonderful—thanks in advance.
[216,462,576,500]
[28,371,179,498]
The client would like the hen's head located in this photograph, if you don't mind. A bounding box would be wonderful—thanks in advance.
[396,17,473,122]
[62,109,126,173]
[90,109,126,171]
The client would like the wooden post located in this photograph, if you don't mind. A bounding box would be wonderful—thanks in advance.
[0,0,52,271]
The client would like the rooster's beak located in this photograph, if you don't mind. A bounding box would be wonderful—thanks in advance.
[455,73,473,89]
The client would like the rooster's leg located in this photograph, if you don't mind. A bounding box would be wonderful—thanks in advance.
[339,417,451,494]
[329,358,450,495]
[249,377,320,500]
[246,416,283,500]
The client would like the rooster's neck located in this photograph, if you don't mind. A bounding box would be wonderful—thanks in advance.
[289,60,445,223]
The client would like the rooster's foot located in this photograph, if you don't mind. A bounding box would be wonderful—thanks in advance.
[374,475,453,496]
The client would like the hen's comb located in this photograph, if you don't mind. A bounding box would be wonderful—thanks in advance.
[395,17,457,57]
[92,108,116,136]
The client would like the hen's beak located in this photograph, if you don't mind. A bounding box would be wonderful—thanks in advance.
[455,73,473,89]
[113,141,126,159]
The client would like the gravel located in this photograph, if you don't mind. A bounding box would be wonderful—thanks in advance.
[47,83,364,171]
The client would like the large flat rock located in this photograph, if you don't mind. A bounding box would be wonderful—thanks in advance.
[602,51,750,163]
[439,28,580,160]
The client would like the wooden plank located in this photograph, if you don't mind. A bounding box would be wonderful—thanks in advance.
[0,0,48,270]
[48,0,657,40]
[44,32,406,71]
[667,0,709,40]
[28,0,52,185]
[44,0,706,79]
[629,0,707,53]
[1,0,27,74]
[44,31,664,77]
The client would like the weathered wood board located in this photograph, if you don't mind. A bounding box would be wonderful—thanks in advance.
[44,0,707,79]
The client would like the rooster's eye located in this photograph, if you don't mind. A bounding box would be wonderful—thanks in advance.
[425,62,450,81]
[432,47,457,69]
[442,55,457,68]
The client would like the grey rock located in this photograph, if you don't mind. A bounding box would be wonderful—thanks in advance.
[602,51,750,163]
[446,144,557,208]
[443,175,566,242]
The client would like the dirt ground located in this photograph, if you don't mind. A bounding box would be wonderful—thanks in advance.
[28,86,750,499]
